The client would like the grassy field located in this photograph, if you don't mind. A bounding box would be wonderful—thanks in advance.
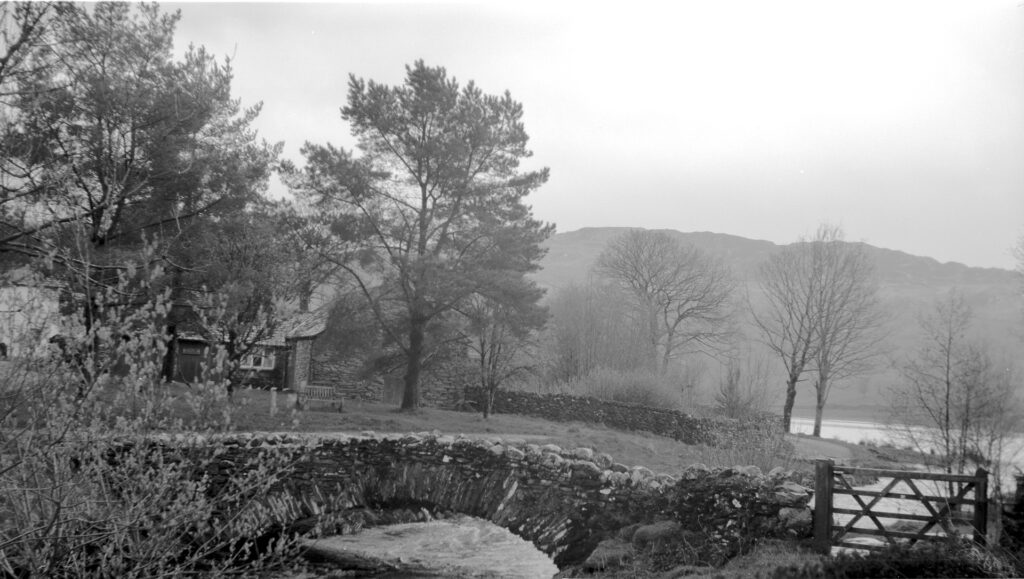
[216,385,910,476]
[227,387,755,474]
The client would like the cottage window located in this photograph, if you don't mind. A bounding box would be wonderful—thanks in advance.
[240,351,275,370]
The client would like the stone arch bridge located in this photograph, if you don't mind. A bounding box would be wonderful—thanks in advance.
[203,433,811,569]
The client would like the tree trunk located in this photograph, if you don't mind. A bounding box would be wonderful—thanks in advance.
[225,328,239,396]
[161,324,177,383]
[782,376,798,433]
[813,377,827,437]
[479,339,488,418]
[648,302,660,373]
[661,330,674,375]
[813,397,824,437]
[401,316,425,411]
[484,389,494,419]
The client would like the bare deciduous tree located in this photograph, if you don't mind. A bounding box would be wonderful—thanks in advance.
[752,225,882,434]
[0,2,53,89]
[460,286,546,418]
[715,350,772,419]
[750,236,818,433]
[898,291,973,456]
[545,281,648,381]
[595,230,735,374]
[807,226,884,436]
[1,1,57,258]
[890,291,1023,498]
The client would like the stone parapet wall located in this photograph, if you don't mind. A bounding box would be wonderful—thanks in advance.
[470,389,780,446]
[196,432,811,568]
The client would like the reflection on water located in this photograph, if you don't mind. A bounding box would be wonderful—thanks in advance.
[306,515,559,578]
[790,417,890,444]
[791,417,1024,490]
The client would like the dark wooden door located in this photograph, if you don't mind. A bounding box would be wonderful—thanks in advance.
[176,342,206,383]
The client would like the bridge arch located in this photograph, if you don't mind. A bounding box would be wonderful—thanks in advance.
[207,433,811,569]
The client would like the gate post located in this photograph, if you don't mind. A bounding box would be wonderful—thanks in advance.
[973,468,988,546]
[813,459,834,554]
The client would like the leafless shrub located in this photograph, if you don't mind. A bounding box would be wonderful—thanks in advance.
[714,355,771,420]
[0,274,299,577]
[695,420,795,473]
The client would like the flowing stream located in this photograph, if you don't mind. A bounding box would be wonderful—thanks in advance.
[303,515,558,577]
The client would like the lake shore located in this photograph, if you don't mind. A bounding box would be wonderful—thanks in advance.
[790,403,891,424]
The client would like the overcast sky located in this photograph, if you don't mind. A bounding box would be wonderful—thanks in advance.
[170,1,1024,269]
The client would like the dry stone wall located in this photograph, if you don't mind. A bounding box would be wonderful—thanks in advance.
[310,359,382,401]
[474,389,780,446]
[310,360,463,407]
[197,432,812,569]
[417,376,463,408]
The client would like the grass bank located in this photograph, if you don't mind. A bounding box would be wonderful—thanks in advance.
[219,386,919,478]
[225,387,771,474]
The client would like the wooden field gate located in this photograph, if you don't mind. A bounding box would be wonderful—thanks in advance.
[813,460,988,553]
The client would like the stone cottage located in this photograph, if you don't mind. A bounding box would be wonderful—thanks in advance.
[172,307,328,391]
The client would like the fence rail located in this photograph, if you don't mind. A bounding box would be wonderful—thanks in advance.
[813,460,987,553]
[298,382,343,410]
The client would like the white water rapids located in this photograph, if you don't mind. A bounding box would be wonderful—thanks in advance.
[302,515,559,577]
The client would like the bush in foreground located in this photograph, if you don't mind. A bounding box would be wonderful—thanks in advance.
[770,541,1018,578]
[0,286,299,577]
[694,418,795,474]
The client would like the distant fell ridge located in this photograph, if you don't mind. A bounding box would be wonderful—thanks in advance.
[535,227,1018,290]
[534,227,1022,418]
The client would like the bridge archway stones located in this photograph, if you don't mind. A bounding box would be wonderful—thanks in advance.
[201,432,811,568]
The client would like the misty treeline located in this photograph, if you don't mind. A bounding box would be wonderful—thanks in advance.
[542,226,885,435]
[542,224,1024,477]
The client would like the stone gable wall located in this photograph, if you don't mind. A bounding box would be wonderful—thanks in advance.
[287,338,313,391]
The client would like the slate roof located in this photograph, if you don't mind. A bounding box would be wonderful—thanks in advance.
[258,307,329,347]
[176,306,329,347]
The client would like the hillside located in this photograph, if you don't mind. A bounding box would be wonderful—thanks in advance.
[532,227,1023,421]
[536,227,1019,288]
